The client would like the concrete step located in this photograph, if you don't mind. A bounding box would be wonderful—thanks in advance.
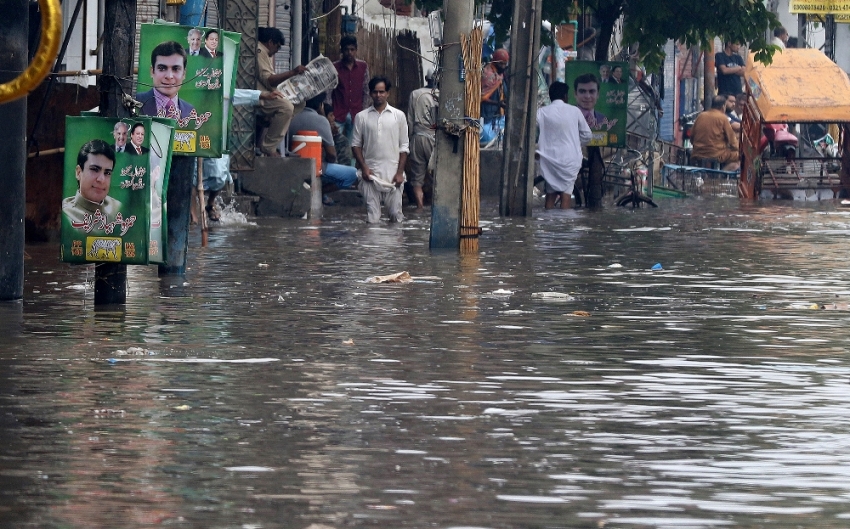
[323,188,364,207]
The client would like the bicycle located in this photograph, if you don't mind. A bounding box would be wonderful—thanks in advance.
[602,147,658,208]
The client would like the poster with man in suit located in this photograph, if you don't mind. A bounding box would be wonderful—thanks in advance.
[137,23,239,157]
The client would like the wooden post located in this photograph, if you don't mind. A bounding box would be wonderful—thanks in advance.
[197,158,208,247]
[95,0,136,305]
[323,0,342,61]
[499,0,542,216]
[429,0,473,249]
[0,0,27,300]
[704,41,715,110]
[840,124,850,199]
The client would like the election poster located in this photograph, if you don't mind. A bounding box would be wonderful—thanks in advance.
[137,23,240,157]
[564,61,629,147]
[60,116,174,265]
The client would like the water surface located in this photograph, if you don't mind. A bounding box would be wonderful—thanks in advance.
[2,198,850,528]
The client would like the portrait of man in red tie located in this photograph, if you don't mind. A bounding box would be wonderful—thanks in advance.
[127,122,149,156]
[199,29,222,59]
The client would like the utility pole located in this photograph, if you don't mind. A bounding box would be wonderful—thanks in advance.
[429,0,473,249]
[0,0,27,301]
[499,0,542,216]
[94,0,136,304]
[158,4,195,275]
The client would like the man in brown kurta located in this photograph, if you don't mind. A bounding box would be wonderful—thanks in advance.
[690,95,740,171]
[256,27,306,157]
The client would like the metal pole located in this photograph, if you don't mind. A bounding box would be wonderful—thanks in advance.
[293,0,303,66]
[0,0,27,300]
[95,0,136,304]
[27,0,86,152]
[825,15,835,61]
[429,0,473,249]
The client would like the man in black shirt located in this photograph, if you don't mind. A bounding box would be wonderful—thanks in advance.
[716,42,745,96]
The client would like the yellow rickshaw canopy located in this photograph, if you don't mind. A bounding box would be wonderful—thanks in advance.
[746,48,850,123]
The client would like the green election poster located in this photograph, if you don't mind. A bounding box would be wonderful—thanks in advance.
[137,23,240,157]
[60,116,173,265]
[564,61,629,147]
[147,118,176,263]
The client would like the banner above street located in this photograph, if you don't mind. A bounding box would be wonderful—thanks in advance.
[790,0,850,15]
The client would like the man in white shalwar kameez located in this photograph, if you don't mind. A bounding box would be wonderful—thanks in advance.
[352,76,409,223]
[536,81,593,209]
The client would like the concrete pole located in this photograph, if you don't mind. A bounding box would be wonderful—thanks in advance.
[95,0,136,304]
[158,2,194,275]
[499,0,542,216]
[429,0,473,249]
[0,0,27,301]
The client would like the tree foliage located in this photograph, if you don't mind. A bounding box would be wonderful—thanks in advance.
[415,0,780,72]
[610,0,780,71]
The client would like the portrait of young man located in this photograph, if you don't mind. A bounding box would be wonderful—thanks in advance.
[137,41,197,120]
[62,139,122,228]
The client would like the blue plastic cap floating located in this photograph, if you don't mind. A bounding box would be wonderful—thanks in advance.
[651,263,663,270]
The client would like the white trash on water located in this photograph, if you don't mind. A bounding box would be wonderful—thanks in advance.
[531,292,574,301]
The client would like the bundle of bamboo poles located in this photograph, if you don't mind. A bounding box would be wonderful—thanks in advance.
[460,26,484,254]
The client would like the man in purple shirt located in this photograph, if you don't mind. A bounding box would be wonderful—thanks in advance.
[330,35,370,143]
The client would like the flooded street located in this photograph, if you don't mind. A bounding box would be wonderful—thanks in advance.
[3,197,850,528]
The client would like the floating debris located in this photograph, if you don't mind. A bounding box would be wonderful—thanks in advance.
[113,346,147,356]
[531,292,574,301]
[93,409,125,416]
[366,271,413,283]
[570,310,591,317]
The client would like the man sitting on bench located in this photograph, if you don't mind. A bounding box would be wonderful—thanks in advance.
[690,95,740,171]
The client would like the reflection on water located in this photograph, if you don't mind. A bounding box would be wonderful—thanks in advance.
[3,198,850,528]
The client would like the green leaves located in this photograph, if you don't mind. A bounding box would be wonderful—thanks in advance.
[415,0,779,73]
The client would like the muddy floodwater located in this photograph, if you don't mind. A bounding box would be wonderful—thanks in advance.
[3,198,850,529]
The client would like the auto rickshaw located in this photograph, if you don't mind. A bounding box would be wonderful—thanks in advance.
[739,48,850,200]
